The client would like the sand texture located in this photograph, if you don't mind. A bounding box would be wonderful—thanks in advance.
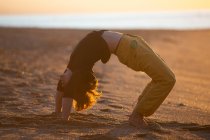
[0,28,210,139]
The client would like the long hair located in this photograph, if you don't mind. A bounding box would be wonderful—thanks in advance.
[63,71,101,111]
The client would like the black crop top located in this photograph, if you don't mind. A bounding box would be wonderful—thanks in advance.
[67,30,111,72]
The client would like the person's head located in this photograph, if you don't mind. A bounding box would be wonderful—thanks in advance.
[63,70,101,111]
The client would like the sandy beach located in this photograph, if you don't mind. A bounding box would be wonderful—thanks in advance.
[0,27,210,139]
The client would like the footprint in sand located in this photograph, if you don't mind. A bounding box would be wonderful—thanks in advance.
[99,105,124,114]
[182,125,210,131]
[108,104,124,109]
[98,100,109,104]
[98,96,114,104]
[100,108,111,112]
[97,98,113,104]
[177,103,186,107]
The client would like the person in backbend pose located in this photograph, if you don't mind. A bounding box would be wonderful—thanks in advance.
[54,30,176,128]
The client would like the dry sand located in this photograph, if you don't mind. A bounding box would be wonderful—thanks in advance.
[0,28,210,139]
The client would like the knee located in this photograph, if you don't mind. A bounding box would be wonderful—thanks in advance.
[162,71,176,87]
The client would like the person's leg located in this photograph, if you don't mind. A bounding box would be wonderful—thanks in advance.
[129,36,176,125]
[130,61,175,128]
[115,34,175,127]
[132,48,176,117]
[129,108,148,128]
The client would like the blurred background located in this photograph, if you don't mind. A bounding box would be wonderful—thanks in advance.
[0,0,210,29]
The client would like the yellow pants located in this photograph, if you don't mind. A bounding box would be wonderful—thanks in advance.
[115,34,176,116]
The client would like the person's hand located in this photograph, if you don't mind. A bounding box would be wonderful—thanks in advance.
[62,97,73,121]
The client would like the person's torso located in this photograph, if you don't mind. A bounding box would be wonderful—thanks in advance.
[67,30,110,71]
[101,31,123,53]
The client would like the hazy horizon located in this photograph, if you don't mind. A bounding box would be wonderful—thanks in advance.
[1,0,209,29]
[1,10,210,30]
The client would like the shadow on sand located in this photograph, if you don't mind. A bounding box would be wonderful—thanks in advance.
[0,113,210,139]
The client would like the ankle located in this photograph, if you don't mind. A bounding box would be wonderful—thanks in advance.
[131,111,143,118]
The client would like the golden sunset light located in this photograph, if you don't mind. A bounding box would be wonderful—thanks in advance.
[0,0,210,14]
[1,0,210,139]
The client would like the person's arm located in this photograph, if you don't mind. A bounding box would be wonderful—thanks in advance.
[62,97,73,121]
[55,90,63,116]
[55,68,72,117]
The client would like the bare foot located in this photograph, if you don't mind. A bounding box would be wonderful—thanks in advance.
[129,112,148,129]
